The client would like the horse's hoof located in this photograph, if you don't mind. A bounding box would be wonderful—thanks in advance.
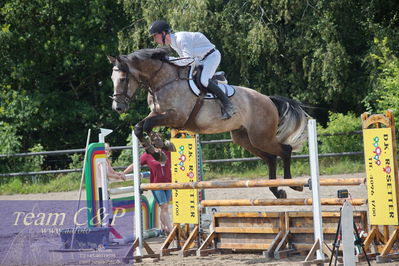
[142,139,155,153]
[290,186,304,192]
[277,189,287,199]
[164,141,176,152]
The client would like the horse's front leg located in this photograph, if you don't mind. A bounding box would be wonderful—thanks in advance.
[132,119,161,161]
[133,113,169,141]
[134,112,179,162]
[134,120,146,141]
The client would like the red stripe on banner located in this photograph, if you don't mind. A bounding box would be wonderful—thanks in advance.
[108,224,123,239]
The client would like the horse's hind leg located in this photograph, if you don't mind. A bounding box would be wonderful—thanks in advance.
[246,128,303,193]
[231,128,287,199]
[281,144,303,192]
[265,154,288,198]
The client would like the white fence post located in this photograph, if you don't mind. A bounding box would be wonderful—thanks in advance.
[98,128,113,227]
[308,119,325,260]
[132,132,143,256]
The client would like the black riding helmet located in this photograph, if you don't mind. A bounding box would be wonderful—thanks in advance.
[149,20,171,35]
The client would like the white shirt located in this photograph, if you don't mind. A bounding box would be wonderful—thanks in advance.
[170,32,215,60]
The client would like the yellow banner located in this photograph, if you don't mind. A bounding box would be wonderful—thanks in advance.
[170,138,199,224]
[363,128,399,225]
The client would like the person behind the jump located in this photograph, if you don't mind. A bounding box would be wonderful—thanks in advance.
[149,20,235,120]
[104,143,126,182]
[123,132,175,234]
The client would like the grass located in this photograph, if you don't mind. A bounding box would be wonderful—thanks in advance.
[0,175,82,195]
[203,157,365,180]
[0,158,365,195]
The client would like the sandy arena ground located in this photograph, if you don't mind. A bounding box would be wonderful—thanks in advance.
[0,173,398,265]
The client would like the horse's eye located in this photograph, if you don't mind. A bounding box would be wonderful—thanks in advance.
[120,78,127,82]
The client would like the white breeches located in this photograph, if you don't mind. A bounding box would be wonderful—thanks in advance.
[200,50,221,87]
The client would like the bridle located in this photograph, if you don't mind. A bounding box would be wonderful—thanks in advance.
[109,68,138,104]
[109,56,203,130]
[110,60,189,104]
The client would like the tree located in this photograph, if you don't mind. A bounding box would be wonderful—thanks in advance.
[364,37,399,118]
[0,0,129,155]
[117,0,399,118]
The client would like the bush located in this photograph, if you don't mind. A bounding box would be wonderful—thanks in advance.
[63,153,84,181]
[317,112,363,154]
[200,132,259,173]
[363,37,399,118]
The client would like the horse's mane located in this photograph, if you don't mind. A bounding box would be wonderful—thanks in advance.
[113,48,171,72]
[128,48,171,62]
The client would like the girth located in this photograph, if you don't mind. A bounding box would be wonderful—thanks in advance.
[182,65,208,130]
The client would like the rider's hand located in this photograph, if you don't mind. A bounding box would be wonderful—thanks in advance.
[118,172,126,181]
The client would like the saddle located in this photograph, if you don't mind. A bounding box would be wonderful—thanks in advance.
[180,63,236,130]
[189,65,235,99]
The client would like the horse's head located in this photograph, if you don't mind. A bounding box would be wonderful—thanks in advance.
[107,55,139,113]
[107,48,171,113]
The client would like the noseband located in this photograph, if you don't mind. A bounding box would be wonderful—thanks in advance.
[109,70,138,104]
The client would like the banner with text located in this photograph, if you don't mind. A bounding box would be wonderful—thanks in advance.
[170,137,199,224]
[363,127,399,225]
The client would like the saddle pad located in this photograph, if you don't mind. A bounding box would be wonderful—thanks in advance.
[188,64,236,99]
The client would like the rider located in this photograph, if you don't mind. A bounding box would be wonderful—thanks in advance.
[149,20,235,120]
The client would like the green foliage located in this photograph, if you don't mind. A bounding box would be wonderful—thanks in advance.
[115,133,134,167]
[318,156,364,175]
[117,0,399,117]
[63,153,84,180]
[203,157,364,180]
[200,132,243,172]
[0,0,130,154]
[0,141,44,184]
[317,112,363,153]
[22,144,44,172]
[69,154,84,169]
[0,175,81,195]
[363,37,399,118]
[0,121,21,155]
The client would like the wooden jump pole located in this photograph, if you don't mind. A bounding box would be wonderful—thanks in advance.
[200,198,367,207]
[140,177,365,191]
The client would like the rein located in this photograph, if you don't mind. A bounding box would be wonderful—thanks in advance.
[146,61,191,95]
[145,61,191,113]
[110,60,190,103]
[145,61,205,130]
[111,59,202,129]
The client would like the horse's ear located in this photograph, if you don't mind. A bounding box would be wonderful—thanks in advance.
[116,55,124,64]
[107,55,116,65]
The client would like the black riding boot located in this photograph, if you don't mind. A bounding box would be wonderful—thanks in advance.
[206,79,235,120]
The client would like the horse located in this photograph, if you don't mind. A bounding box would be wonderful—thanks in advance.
[107,48,308,199]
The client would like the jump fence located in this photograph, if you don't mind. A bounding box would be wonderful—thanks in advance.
[0,131,365,178]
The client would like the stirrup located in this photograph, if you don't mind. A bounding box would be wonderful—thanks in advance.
[220,106,235,120]
[221,112,232,120]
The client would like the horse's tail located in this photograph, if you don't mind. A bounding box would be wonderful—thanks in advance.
[269,96,309,151]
